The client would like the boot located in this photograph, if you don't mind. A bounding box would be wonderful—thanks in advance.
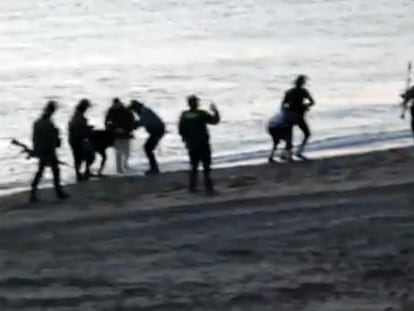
[29,190,38,203]
[189,170,198,193]
[56,189,69,200]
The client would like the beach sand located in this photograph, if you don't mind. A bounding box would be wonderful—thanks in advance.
[0,148,414,310]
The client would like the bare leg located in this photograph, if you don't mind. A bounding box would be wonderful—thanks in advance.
[268,143,277,163]
[123,139,131,171]
[114,140,124,173]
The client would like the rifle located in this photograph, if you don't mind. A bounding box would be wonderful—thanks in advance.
[10,139,71,167]
[401,61,412,119]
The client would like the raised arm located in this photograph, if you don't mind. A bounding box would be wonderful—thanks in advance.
[206,104,220,125]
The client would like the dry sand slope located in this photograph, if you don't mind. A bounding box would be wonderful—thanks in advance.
[0,148,414,310]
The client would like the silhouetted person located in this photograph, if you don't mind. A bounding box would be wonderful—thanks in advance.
[105,98,136,173]
[179,95,220,194]
[68,99,94,181]
[88,129,115,176]
[30,101,68,203]
[401,86,414,135]
[129,100,165,175]
[267,109,293,162]
[281,75,315,159]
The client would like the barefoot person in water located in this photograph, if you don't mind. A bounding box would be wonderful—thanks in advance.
[281,75,315,159]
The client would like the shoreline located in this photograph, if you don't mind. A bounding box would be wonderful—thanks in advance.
[1,144,413,212]
[1,126,412,198]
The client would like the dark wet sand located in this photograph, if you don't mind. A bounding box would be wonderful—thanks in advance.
[0,147,414,310]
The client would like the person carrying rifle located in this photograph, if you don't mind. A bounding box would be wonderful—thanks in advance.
[30,101,69,203]
[129,100,165,175]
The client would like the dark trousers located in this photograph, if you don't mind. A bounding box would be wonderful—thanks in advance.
[31,154,64,198]
[269,126,293,150]
[188,143,213,192]
[268,125,293,161]
[293,116,311,153]
[144,129,165,172]
[70,140,95,180]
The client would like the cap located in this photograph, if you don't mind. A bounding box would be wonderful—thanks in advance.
[295,75,308,86]
[44,100,57,114]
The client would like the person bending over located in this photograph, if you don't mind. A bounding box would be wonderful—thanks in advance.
[267,109,293,162]
[129,100,165,175]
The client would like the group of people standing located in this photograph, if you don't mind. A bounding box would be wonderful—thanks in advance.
[68,97,166,181]
[28,75,318,203]
[27,71,414,203]
[27,74,321,203]
[29,94,222,202]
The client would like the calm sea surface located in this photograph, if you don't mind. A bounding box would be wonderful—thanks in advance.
[1,0,414,191]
